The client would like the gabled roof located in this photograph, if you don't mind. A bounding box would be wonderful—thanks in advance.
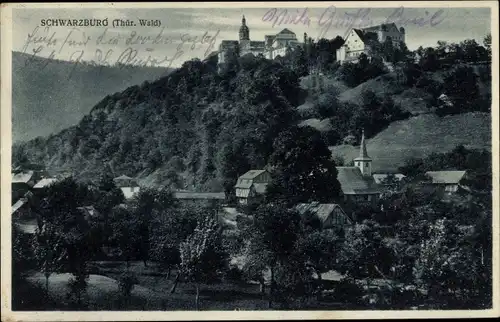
[114,175,138,188]
[235,181,253,189]
[349,28,378,45]
[239,169,268,180]
[295,202,349,224]
[425,171,467,184]
[336,167,380,195]
[34,178,58,189]
[114,175,133,180]
[277,28,296,35]
[12,171,34,184]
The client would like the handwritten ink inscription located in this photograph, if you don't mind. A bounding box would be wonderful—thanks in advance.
[21,25,220,79]
[262,6,446,39]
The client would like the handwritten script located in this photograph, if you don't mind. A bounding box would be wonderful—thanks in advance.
[262,6,446,39]
[21,26,220,79]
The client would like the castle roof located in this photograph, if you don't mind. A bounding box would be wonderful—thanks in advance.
[361,23,398,33]
[250,41,265,48]
[277,28,296,35]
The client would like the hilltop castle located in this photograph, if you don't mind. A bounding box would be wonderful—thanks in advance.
[217,15,304,64]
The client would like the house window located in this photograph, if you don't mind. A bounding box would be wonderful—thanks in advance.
[367,195,372,201]
[365,162,369,167]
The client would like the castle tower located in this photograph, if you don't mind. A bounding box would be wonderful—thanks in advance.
[239,15,250,41]
[354,129,372,177]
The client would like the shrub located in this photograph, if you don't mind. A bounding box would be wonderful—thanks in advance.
[118,271,139,298]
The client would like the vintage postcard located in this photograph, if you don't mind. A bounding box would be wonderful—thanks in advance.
[1,1,499,320]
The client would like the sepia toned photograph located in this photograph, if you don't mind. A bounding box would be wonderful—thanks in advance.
[1,1,498,320]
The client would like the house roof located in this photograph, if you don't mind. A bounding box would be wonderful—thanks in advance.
[336,167,380,195]
[239,169,267,180]
[295,202,348,223]
[114,175,138,188]
[350,28,379,45]
[12,171,34,183]
[12,198,28,215]
[235,181,253,189]
[33,178,58,189]
[114,175,133,180]
[173,192,226,200]
[425,171,467,184]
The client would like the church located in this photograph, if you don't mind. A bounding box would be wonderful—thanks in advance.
[218,15,303,65]
[335,130,381,207]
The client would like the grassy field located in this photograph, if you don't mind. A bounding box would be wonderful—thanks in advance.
[20,261,361,311]
[23,261,270,311]
[330,112,491,172]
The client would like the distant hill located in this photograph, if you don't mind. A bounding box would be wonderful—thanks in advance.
[329,112,491,172]
[12,51,173,142]
[13,55,304,191]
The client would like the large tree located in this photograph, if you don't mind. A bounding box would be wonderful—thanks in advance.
[179,216,228,310]
[265,126,342,205]
[243,203,306,308]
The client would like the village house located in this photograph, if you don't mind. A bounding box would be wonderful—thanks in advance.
[234,169,272,205]
[294,202,352,231]
[33,177,58,190]
[335,130,381,207]
[424,170,468,194]
[113,175,141,199]
[336,23,406,63]
[12,170,41,202]
[218,15,303,67]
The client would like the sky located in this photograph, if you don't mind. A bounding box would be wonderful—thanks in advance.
[12,6,492,68]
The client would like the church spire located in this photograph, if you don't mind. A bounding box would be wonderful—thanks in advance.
[242,15,246,25]
[359,129,370,159]
[354,129,372,177]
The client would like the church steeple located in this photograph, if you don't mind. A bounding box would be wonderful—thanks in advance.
[359,129,369,159]
[354,129,372,177]
[239,15,250,41]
